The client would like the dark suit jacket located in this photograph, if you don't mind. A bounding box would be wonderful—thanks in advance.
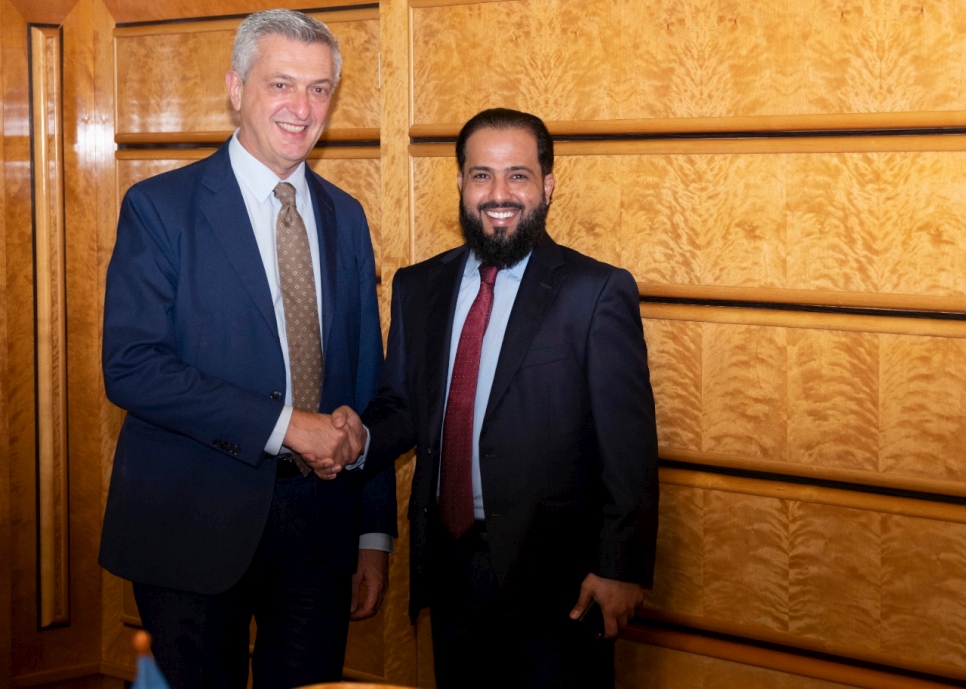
[99,142,395,595]
[362,237,659,619]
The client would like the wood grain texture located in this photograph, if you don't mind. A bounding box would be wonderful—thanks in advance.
[639,484,704,617]
[703,491,789,632]
[787,503,880,650]
[617,632,953,689]
[30,23,70,629]
[114,12,378,135]
[786,330,878,472]
[413,0,623,124]
[645,318,966,486]
[412,157,462,263]
[642,319,702,453]
[0,1,13,686]
[4,1,42,682]
[413,0,966,124]
[880,334,966,483]
[616,640,866,689]
[702,324,787,460]
[881,515,966,669]
[642,484,966,678]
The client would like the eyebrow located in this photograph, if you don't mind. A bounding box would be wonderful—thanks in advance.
[467,165,535,174]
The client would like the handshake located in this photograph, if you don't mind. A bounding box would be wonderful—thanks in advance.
[282,405,368,480]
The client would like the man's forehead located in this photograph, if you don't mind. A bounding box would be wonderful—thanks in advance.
[464,127,540,165]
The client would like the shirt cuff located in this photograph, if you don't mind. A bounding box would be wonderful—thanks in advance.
[344,425,371,470]
[359,532,393,553]
[265,405,294,456]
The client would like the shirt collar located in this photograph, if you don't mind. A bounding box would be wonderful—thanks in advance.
[229,131,310,206]
[463,250,531,281]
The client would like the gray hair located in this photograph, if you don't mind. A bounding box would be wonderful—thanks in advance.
[232,9,343,85]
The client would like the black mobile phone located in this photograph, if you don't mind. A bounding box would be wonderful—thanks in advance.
[576,598,605,641]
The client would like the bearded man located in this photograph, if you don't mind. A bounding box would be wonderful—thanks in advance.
[338,108,659,688]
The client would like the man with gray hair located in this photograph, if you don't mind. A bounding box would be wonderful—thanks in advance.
[99,9,395,688]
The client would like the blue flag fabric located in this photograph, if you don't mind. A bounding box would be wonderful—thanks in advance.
[132,654,171,689]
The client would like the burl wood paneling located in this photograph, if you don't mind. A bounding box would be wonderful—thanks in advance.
[626,151,966,298]
[412,0,966,125]
[114,11,378,137]
[646,317,966,485]
[642,484,966,677]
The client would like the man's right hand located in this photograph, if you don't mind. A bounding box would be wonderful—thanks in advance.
[283,408,364,478]
[310,406,368,480]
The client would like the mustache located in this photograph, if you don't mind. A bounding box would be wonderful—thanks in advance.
[476,201,525,212]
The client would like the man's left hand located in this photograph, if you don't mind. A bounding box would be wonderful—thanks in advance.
[569,573,643,639]
[350,548,389,620]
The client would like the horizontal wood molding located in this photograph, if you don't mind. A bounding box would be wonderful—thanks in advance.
[624,621,962,689]
[30,23,70,631]
[115,129,380,146]
[112,7,378,35]
[639,302,966,339]
[342,668,389,683]
[662,448,966,502]
[115,145,380,161]
[411,133,966,158]
[659,467,966,525]
[410,0,512,6]
[638,283,966,315]
[412,111,966,140]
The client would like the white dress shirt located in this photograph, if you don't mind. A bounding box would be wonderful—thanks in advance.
[228,132,388,552]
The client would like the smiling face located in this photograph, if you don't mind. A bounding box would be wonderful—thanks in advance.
[226,34,335,179]
[457,126,555,240]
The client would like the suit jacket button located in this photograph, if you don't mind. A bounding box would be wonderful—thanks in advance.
[271,390,282,400]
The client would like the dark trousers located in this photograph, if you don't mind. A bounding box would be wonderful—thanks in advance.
[133,474,351,689]
[428,519,615,689]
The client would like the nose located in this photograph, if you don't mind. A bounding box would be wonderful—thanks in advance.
[489,176,510,203]
[289,90,310,119]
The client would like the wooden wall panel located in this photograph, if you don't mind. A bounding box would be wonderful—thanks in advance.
[645,317,966,487]
[641,483,966,679]
[412,0,966,126]
[114,9,379,139]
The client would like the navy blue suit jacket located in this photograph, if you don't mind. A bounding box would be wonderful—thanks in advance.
[362,237,659,619]
[100,142,395,595]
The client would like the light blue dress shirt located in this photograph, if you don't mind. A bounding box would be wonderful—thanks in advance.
[439,252,531,519]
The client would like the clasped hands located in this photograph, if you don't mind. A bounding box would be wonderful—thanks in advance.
[283,406,367,480]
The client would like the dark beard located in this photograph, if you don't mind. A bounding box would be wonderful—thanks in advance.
[459,197,549,269]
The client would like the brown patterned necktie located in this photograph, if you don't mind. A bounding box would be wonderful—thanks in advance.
[275,181,323,477]
[439,264,500,538]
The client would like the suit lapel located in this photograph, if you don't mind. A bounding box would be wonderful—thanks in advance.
[425,246,470,442]
[485,238,565,419]
[200,144,279,341]
[307,173,338,354]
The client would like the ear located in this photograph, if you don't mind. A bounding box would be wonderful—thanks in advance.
[457,171,464,194]
[225,70,243,112]
[543,172,555,202]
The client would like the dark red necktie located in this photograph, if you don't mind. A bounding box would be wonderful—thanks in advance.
[439,264,500,538]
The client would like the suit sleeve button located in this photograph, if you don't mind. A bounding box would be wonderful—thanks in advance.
[271,390,282,400]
